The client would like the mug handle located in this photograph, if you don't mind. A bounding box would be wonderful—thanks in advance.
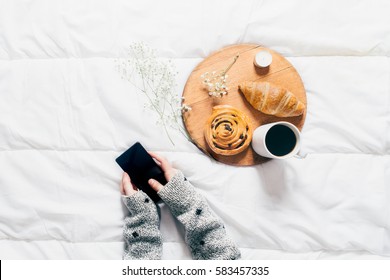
[294,150,308,159]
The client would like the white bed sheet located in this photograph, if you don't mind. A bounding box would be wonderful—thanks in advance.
[0,0,389,259]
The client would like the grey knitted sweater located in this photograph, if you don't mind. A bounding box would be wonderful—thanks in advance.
[122,171,241,260]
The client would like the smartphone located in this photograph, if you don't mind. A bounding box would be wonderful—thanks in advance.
[115,142,166,202]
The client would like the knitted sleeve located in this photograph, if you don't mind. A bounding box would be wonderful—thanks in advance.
[157,171,241,260]
[121,191,162,260]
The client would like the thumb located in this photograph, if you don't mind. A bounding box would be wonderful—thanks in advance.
[148,178,163,192]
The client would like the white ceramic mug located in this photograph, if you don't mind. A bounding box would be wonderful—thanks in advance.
[251,121,301,159]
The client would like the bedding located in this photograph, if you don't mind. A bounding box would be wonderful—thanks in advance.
[0,0,389,259]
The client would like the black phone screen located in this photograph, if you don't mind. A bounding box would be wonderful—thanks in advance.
[115,142,166,202]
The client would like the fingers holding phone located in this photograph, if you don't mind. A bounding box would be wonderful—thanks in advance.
[148,151,178,182]
[116,142,167,202]
[121,172,138,196]
[148,178,163,192]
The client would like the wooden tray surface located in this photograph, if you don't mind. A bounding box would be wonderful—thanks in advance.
[182,44,307,166]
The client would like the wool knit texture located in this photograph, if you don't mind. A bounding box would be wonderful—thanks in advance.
[122,191,162,260]
[122,171,241,260]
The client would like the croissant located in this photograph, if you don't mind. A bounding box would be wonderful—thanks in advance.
[238,81,305,117]
[204,105,252,156]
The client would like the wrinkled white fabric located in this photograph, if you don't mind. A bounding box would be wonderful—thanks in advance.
[0,0,389,259]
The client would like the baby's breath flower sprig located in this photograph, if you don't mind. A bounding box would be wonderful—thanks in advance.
[116,42,192,146]
[181,104,192,113]
[201,54,239,97]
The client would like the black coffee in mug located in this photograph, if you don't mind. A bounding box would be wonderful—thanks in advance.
[265,124,297,156]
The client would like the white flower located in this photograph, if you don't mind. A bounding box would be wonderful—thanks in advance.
[200,54,239,98]
[181,104,192,112]
[116,42,191,145]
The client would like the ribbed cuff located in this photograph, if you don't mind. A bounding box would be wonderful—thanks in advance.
[122,191,155,216]
[157,171,198,215]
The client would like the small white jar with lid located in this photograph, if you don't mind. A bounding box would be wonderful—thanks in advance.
[254,50,273,68]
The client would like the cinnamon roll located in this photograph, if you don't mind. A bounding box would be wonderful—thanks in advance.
[204,105,252,156]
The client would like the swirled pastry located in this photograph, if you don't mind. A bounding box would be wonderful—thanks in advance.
[204,105,252,156]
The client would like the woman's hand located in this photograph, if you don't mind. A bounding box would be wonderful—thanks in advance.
[120,172,138,196]
[119,152,177,195]
[148,152,178,192]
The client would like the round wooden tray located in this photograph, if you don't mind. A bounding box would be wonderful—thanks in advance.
[181,44,307,166]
